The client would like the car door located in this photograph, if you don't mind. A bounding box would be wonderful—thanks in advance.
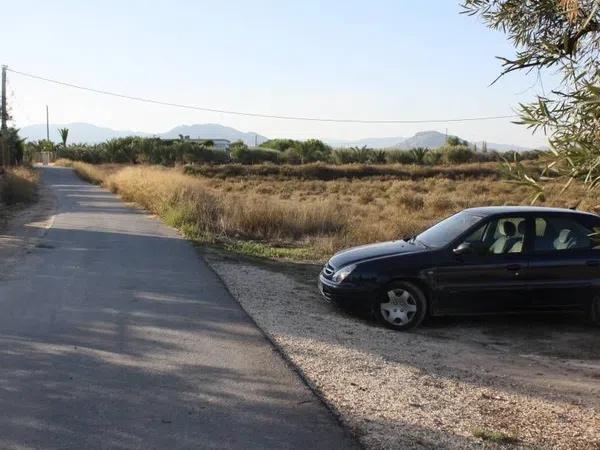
[433,215,532,314]
[527,213,600,310]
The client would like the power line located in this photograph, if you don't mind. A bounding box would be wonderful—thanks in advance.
[7,67,519,124]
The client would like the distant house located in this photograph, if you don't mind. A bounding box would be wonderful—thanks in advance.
[162,137,231,151]
[203,139,230,150]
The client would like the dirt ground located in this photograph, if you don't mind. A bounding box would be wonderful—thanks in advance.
[202,247,600,450]
[0,182,56,280]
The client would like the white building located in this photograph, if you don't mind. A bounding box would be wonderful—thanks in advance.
[207,139,231,150]
[171,137,230,151]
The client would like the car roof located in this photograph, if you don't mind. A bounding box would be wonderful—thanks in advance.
[463,205,599,218]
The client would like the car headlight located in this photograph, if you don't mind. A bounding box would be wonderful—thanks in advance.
[332,264,357,284]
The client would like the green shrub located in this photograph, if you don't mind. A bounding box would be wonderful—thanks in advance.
[385,150,415,164]
[410,147,429,165]
[230,147,280,164]
[260,139,301,152]
[423,150,443,165]
[441,145,475,164]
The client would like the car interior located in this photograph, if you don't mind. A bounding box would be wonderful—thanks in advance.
[534,217,591,251]
[463,217,526,255]
[463,216,595,256]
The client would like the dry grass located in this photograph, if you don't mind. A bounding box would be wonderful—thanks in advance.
[62,161,599,261]
[0,167,39,205]
[184,161,504,181]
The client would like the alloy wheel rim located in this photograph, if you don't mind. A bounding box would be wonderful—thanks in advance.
[380,289,417,325]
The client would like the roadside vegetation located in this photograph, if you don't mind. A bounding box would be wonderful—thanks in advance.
[0,128,39,208]
[471,428,519,445]
[0,167,39,206]
[44,135,543,167]
[463,0,600,200]
[56,159,597,261]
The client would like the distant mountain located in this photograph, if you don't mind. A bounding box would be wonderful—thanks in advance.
[325,136,406,149]
[325,131,534,151]
[19,122,535,152]
[19,122,150,143]
[392,131,534,152]
[19,122,268,146]
[394,131,448,149]
[160,124,268,146]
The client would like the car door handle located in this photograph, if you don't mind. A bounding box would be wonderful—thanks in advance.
[506,264,521,272]
[586,260,599,267]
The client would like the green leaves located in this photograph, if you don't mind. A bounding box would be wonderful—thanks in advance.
[57,127,69,147]
[464,0,600,196]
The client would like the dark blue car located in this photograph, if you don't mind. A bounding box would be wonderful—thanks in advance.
[319,206,600,330]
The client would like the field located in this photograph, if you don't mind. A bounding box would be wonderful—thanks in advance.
[55,159,596,261]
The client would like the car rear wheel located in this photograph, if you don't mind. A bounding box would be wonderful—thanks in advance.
[374,281,427,331]
[590,295,600,325]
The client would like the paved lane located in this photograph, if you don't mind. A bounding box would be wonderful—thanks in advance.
[0,167,358,450]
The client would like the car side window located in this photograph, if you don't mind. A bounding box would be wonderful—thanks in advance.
[534,215,599,252]
[460,216,527,255]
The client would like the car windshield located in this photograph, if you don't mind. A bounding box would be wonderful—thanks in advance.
[415,212,482,248]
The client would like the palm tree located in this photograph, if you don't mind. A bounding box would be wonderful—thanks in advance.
[350,145,372,163]
[58,128,69,148]
[410,147,429,165]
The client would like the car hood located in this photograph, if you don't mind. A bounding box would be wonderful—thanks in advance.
[329,240,427,269]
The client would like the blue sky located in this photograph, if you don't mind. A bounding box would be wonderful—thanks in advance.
[5,0,549,147]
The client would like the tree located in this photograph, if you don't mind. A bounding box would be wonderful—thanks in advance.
[350,145,371,163]
[446,135,468,147]
[58,128,69,148]
[1,128,25,165]
[410,147,429,165]
[292,139,332,164]
[462,0,600,198]
[260,139,300,152]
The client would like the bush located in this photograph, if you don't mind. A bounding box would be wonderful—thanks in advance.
[0,167,39,205]
[385,150,415,164]
[423,150,443,165]
[260,139,301,152]
[441,145,475,164]
[230,146,280,164]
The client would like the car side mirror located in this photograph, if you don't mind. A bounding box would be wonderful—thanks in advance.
[453,242,473,256]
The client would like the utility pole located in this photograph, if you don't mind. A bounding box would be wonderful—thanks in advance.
[1,65,8,167]
[46,105,50,141]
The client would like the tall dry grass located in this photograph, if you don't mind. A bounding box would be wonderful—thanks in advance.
[65,161,599,260]
[0,167,39,205]
[103,166,345,245]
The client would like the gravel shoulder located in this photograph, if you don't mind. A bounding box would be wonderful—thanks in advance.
[0,178,56,279]
[201,247,600,450]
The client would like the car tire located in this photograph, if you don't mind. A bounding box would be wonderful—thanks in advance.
[590,295,600,326]
[374,281,427,331]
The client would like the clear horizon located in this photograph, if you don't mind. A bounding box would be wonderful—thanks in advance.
[5,1,551,147]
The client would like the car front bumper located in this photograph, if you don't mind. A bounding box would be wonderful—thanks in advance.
[318,274,375,305]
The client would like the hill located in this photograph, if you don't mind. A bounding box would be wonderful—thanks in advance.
[160,124,268,146]
[326,130,535,152]
[18,122,535,151]
[19,122,267,146]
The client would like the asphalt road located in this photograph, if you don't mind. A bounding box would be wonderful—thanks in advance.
[0,167,358,450]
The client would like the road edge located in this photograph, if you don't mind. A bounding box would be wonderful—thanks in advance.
[198,246,365,448]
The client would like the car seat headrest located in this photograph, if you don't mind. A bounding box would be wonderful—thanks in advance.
[500,221,516,237]
[558,229,573,244]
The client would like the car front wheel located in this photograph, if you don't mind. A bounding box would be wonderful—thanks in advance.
[374,281,427,331]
